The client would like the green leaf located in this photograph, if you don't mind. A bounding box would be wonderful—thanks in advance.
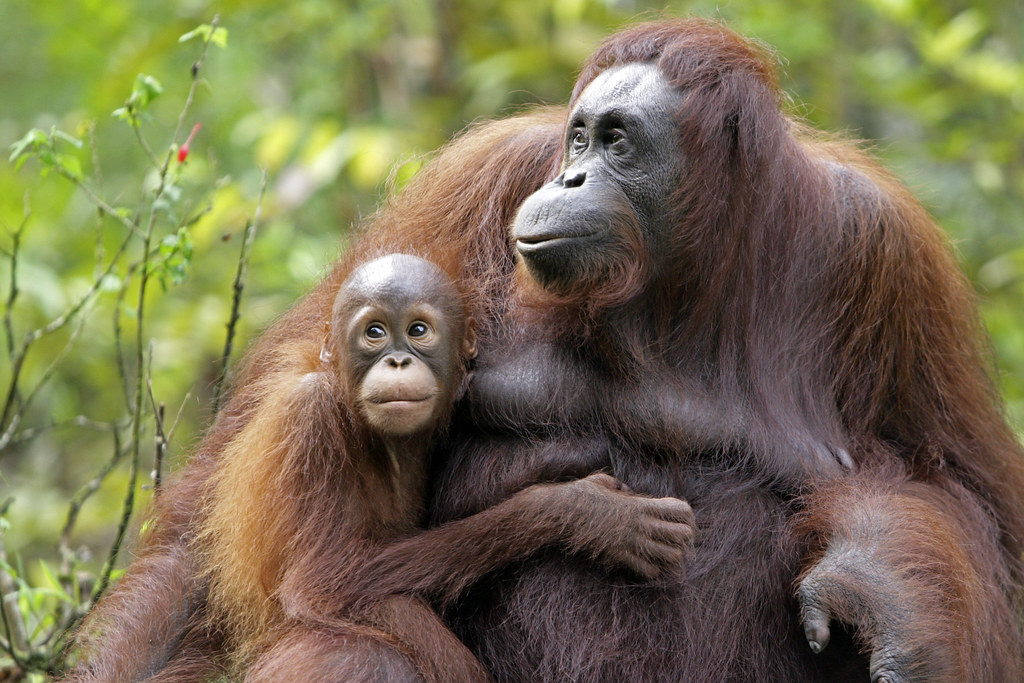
[131,74,163,109]
[179,24,228,48]
[210,27,228,48]
[38,559,61,592]
[178,26,204,43]
[30,612,56,640]
[8,128,45,163]
[36,146,57,173]
[56,153,83,181]
[52,129,83,149]
[159,233,179,256]
[113,74,164,126]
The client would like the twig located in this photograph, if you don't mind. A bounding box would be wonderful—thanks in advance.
[2,196,28,358]
[131,123,162,171]
[0,200,29,439]
[213,167,266,413]
[150,389,194,498]
[51,427,126,657]
[5,415,121,447]
[32,230,133,345]
[59,429,128,570]
[145,384,192,497]
[109,232,176,410]
[0,305,92,454]
[0,496,28,668]
[58,171,144,240]
[53,428,125,651]
[88,123,107,282]
[112,263,135,410]
[145,343,167,493]
[89,429,126,604]
[163,390,192,449]
[48,432,129,670]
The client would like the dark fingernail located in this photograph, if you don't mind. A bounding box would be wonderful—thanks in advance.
[804,621,830,654]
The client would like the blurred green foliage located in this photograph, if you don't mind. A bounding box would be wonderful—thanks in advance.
[0,0,1022,676]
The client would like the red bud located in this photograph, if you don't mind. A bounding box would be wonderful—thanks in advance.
[177,123,202,164]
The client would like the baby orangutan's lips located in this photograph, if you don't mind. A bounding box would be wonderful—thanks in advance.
[367,391,433,405]
[374,398,430,407]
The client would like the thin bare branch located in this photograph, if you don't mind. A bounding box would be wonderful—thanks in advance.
[0,198,30,438]
[0,496,28,667]
[131,123,162,171]
[88,122,108,282]
[2,196,28,358]
[145,343,167,493]
[59,429,128,569]
[213,168,267,412]
[0,306,92,454]
[90,429,128,605]
[164,390,193,447]
[112,265,134,410]
[31,231,133,344]
[6,415,121,447]
[59,171,144,240]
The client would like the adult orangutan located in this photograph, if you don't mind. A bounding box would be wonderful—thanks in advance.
[69,17,1024,683]
[427,19,1024,683]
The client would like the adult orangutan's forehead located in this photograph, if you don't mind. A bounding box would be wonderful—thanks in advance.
[573,62,680,120]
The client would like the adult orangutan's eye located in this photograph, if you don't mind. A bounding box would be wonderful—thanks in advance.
[570,128,588,155]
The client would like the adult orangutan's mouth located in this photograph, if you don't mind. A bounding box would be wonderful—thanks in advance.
[516,232,597,253]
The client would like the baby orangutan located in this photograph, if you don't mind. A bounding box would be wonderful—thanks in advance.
[199,254,695,681]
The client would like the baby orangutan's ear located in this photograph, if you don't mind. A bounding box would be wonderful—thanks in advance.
[319,323,335,366]
[462,318,478,360]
